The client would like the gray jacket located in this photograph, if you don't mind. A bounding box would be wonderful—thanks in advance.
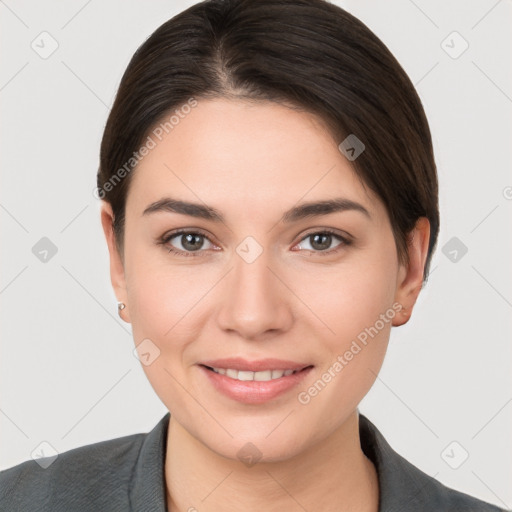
[0,412,507,511]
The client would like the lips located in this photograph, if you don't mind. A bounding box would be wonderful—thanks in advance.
[200,357,311,372]
[198,357,314,404]
[205,367,301,382]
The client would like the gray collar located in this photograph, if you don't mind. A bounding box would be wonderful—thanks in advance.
[128,411,502,512]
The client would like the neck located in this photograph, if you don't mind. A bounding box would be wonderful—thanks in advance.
[164,410,379,512]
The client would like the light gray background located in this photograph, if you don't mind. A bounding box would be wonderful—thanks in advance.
[1,0,511,508]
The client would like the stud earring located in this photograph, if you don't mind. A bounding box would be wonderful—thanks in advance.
[118,302,126,318]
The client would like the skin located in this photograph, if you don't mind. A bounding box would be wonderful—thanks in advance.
[101,98,430,512]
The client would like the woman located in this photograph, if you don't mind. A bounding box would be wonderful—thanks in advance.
[0,0,506,510]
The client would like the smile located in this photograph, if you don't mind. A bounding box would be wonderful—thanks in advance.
[206,367,302,381]
[198,359,314,404]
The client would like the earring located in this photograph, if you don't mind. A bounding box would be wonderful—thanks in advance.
[118,302,126,318]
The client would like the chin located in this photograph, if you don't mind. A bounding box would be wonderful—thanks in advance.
[199,423,312,465]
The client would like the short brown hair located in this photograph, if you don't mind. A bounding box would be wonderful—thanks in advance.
[97,0,439,282]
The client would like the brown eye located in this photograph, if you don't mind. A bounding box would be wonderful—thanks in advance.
[174,233,206,252]
[295,230,351,255]
[161,230,216,257]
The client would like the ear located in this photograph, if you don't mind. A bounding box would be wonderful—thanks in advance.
[392,217,430,327]
[100,202,131,323]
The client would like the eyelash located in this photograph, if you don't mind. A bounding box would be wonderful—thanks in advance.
[158,228,352,258]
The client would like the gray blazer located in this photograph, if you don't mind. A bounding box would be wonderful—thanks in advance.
[0,412,507,511]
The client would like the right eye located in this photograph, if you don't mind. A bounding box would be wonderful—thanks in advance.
[159,230,218,257]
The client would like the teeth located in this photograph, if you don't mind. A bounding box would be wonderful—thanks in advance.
[226,368,238,379]
[210,367,301,381]
[254,370,272,381]
[237,370,255,381]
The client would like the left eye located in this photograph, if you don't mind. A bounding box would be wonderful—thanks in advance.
[295,231,347,253]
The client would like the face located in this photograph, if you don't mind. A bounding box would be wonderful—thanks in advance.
[101,98,429,462]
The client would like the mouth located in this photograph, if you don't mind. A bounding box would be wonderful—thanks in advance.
[198,358,314,404]
[200,365,310,382]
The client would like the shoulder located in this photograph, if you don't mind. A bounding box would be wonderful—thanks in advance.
[0,430,146,511]
[358,413,509,511]
[393,449,507,511]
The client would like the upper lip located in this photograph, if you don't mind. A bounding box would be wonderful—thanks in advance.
[199,357,312,372]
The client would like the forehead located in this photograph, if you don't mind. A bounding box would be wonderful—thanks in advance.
[127,98,380,219]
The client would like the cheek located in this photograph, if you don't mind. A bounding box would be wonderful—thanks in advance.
[124,249,205,416]
[124,245,217,401]
[291,244,398,407]
[125,241,207,338]
[294,246,398,345]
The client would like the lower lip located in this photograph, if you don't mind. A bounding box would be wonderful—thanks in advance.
[199,365,313,404]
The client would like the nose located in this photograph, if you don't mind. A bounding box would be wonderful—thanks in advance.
[216,244,293,340]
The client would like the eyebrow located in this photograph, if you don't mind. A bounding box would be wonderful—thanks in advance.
[142,196,371,223]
